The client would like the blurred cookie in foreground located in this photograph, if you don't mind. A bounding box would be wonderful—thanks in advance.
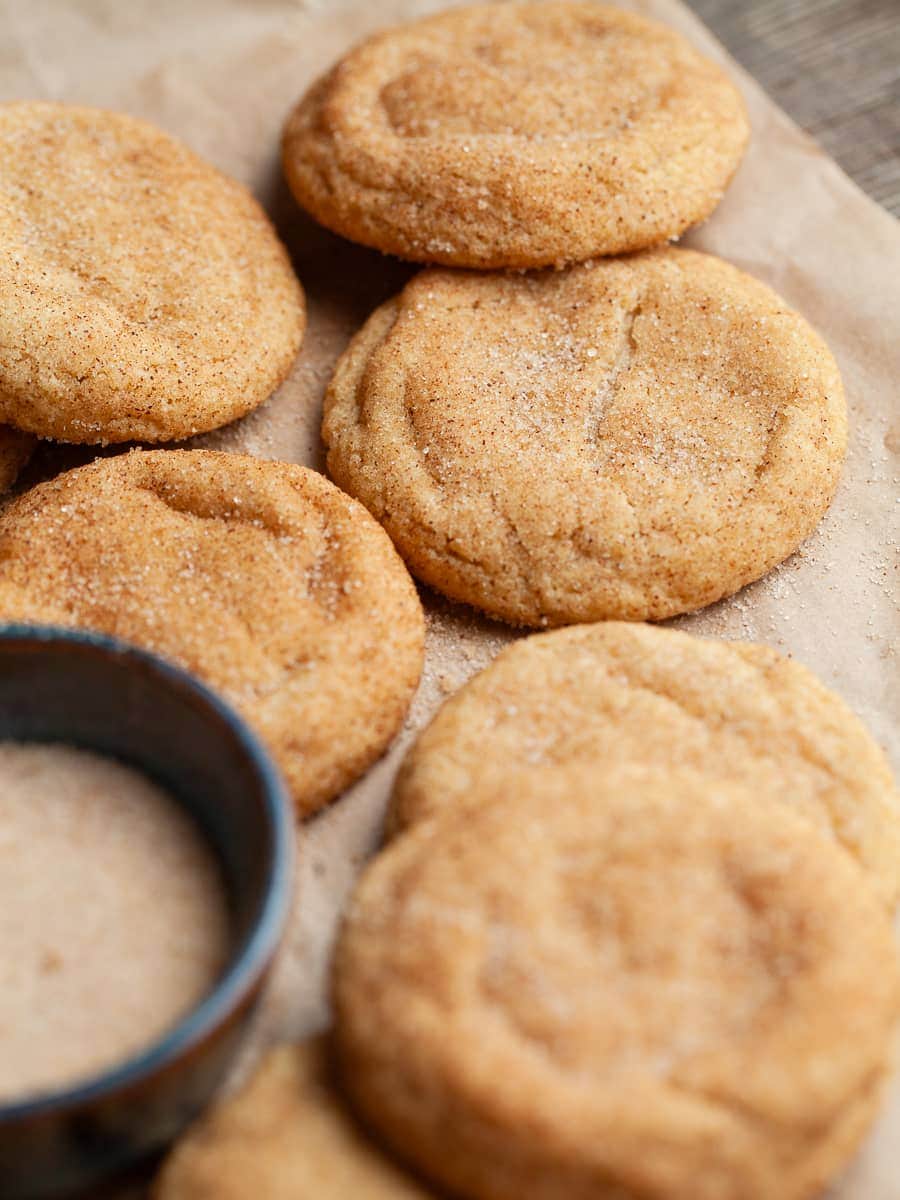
[336,770,900,1200]
[155,1039,436,1199]
[0,449,424,817]
[324,250,846,626]
[391,622,900,906]
[0,102,305,444]
[283,2,749,268]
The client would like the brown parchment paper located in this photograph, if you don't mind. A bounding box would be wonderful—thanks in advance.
[1,0,898,1194]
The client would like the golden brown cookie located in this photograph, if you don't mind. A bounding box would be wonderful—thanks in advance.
[336,770,900,1200]
[0,102,305,444]
[324,250,846,626]
[0,450,424,816]
[154,1038,437,1200]
[283,2,749,268]
[0,426,35,493]
[392,621,900,904]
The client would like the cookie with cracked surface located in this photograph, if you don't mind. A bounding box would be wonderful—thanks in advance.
[282,1,749,267]
[0,449,424,817]
[336,770,900,1200]
[391,621,900,905]
[0,102,305,444]
[155,1038,437,1199]
[324,249,846,626]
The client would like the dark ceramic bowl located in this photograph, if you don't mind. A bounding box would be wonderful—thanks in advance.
[0,626,294,1200]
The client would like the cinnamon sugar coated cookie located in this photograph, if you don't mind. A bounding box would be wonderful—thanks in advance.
[336,773,900,1200]
[392,622,900,904]
[0,102,305,443]
[155,1039,438,1199]
[282,2,749,267]
[325,249,847,625]
[0,450,424,816]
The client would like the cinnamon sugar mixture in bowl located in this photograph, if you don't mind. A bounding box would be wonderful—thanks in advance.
[0,742,229,1103]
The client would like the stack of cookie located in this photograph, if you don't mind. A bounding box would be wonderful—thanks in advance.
[156,4,900,1200]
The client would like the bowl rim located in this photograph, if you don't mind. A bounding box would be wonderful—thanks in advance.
[0,623,294,1123]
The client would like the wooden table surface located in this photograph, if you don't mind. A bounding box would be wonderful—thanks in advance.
[689,0,900,216]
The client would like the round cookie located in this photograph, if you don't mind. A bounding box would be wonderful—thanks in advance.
[155,1039,437,1200]
[0,102,305,444]
[391,622,900,905]
[324,250,846,626]
[0,449,424,817]
[282,2,749,268]
[0,426,35,494]
[336,771,900,1200]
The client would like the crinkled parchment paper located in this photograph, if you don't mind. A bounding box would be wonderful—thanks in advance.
[1,0,897,1194]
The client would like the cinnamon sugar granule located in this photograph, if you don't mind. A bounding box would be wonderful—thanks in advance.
[0,742,229,1103]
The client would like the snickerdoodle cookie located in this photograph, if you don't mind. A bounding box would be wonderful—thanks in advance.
[0,450,423,816]
[324,250,846,626]
[391,622,900,904]
[0,102,305,444]
[282,2,749,267]
[336,771,900,1200]
[0,427,34,493]
[155,1039,437,1200]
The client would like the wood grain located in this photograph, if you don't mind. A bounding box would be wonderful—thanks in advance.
[688,0,900,215]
